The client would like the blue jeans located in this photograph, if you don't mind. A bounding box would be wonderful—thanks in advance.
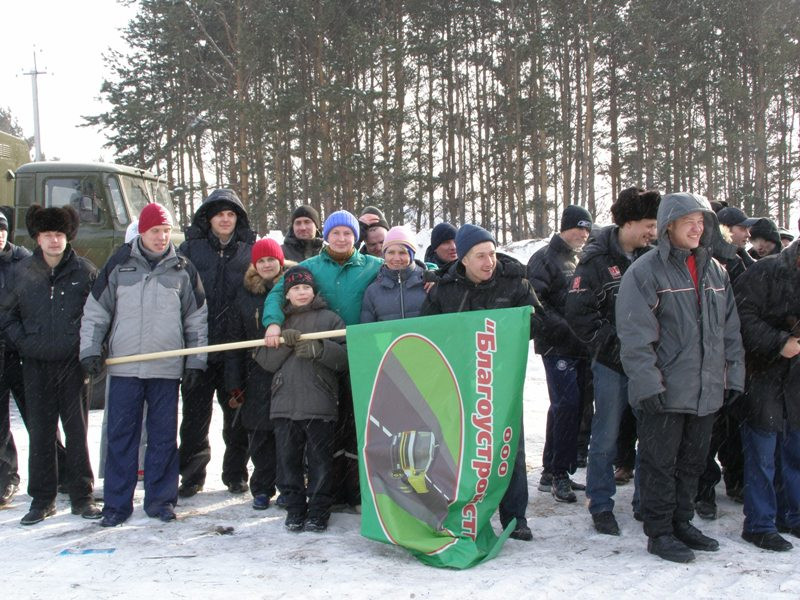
[741,422,800,533]
[541,355,589,475]
[103,377,180,520]
[586,362,630,515]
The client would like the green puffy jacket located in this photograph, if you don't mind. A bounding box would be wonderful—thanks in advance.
[262,247,382,327]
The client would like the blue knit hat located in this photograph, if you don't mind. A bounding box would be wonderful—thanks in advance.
[322,210,360,241]
[456,224,496,259]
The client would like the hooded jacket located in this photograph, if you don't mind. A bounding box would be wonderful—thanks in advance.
[421,253,543,338]
[616,192,745,415]
[260,295,348,421]
[527,233,586,357]
[180,191,256,356]
[734,240,800,431]
[360,260,428,323]
[1,246,96,361]
[564,225,652,373]
[80,240,208,379]
[281,228,323,263]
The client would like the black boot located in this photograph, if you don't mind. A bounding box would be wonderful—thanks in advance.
[673,521,719,551]
[20,504,56,526]
[647,534,695,563]
[741,531,793,551]
[592,511,620,536]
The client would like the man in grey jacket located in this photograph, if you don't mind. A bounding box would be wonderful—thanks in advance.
[616,192,745,563]
[80,203,208,526]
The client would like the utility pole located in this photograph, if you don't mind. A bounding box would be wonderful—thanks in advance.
[23,50,47,162]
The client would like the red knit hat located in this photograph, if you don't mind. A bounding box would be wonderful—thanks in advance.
[138,203,173,233]
[251,237,284,267]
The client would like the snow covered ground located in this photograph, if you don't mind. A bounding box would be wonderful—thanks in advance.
[4,350,800,599]
[4,239,800,598]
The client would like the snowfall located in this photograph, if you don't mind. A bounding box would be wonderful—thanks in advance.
[3,238,799,600]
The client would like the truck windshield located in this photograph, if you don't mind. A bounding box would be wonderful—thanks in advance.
[118,175,178,222]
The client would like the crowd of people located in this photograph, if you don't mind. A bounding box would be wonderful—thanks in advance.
[0,187,798,565]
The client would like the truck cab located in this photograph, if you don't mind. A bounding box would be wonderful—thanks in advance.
[12,162,183,266]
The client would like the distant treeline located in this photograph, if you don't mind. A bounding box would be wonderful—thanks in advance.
[87,0,800,240]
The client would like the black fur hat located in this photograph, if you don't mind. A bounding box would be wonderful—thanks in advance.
[25,205,80,241]
[611,187,661,226]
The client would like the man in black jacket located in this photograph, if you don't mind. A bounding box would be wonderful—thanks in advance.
[0,206,100,525]
[281,205,323,263]
[423,222,458,268]
[422,224,544,542]
[565,188,659,535]
[177,189,256,497]
[0,211,32,506]
[734,239,800,552]
[527,205,593,503]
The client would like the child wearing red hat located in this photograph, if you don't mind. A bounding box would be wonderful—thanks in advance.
[224,237,289,510]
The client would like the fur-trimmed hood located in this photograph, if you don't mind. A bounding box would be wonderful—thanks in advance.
[243,260,297,295]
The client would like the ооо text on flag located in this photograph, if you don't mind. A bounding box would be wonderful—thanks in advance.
[348,306,531,569]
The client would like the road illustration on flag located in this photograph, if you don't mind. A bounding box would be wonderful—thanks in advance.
[363,334,462,542]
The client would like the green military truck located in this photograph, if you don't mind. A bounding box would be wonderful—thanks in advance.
[1,132,31,215]
[10,161,183,266]
[4,159,184,408]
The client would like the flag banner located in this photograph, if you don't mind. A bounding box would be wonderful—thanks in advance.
[347,306,531,569]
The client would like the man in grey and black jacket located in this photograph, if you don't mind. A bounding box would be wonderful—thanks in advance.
[80,203,208,526]
[616,192,745,563]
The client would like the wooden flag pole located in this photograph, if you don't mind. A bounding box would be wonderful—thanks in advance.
[104,329,347,366]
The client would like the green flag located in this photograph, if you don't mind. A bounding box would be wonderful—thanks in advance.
[347,306,531,569]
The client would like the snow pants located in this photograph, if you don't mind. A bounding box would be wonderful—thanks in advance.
[103,376,179,520]
[24,357,93,510]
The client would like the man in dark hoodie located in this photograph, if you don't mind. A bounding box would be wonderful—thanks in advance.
[281,205,323,263]
[421,224,544,542]
[616,192,745,563]
[177,189,257,498]
[527,205,593,504]
[565,187,660,535]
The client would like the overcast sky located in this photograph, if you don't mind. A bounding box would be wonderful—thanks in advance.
[2,1,136,162]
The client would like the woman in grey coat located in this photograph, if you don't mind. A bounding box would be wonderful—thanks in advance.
[360,226,427,323]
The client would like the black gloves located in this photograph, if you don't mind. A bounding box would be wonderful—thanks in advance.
[81,356,104,376]
[281,329,302,347]
[295,339,323,360]
[182,368,203,389]
[724,389,742,406]
[639,393,664,414]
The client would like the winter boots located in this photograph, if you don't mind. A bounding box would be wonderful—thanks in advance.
[592,511,620,536]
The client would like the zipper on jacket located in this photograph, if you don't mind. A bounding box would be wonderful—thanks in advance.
[397,270,405,318]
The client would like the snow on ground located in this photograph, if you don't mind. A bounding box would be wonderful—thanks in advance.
[4,350,800,599]
[3,241,800,598]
